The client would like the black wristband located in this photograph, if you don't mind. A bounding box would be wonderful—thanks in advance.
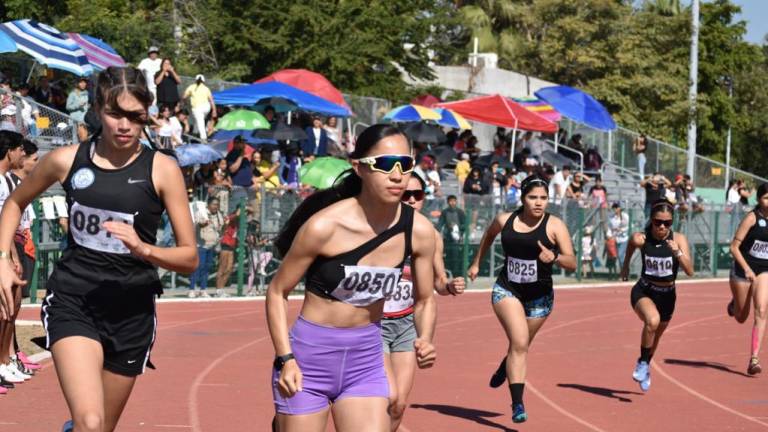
[552,250,560,263]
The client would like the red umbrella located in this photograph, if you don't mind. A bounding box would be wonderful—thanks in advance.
[411,94,442,108]
[255,69,350,110]
[436,94,557,133]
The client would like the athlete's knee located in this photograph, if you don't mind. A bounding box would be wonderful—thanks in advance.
[74,411,104,432]
[754,304,768,321]
[509,343,528,357]
[736,308,750,323]
[644,315,660,332]
[389,400,407,420]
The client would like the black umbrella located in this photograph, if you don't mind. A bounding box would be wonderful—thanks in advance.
[253,122,308,141]
[401,122,446,144]
[426,146,457,167]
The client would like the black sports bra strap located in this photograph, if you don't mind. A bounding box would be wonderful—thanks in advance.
[344,203,411,261]
[403,204,414,260]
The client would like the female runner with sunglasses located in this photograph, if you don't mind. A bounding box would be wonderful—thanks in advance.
[727,183,768,375]
[621,199,693,392]
[382,173,465,431]
[267,124,437,432]
[468,175,576,424]
[0,67,197,431]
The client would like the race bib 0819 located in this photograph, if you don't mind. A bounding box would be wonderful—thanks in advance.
[507,257,537,284]
[330,265,401,307]
[70,201,134,254]
[749,240,768,260]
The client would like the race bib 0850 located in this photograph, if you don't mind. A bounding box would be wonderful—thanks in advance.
[330,265,401,307]
[749,240,768,260]
[70,201,134,254]
[644,256,674,278]
[507,257,537,284]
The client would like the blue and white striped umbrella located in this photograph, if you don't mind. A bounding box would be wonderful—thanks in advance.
[0,20,93,76]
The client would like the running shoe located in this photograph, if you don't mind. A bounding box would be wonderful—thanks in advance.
[0,364,24,383]
[748,357,762,375]
[640,373,651,392]
[489,357,507,388]
[16,351,40,371]
[727,299,735,317]
[0,375,14,389]
[61,420,74,432]
[6,361,31,381]
[632,360,649,382]
[512,403,528,423]
[12,357,33,376]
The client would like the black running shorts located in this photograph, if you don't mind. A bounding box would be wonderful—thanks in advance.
[630,278,676,322]
[41,283,157,377]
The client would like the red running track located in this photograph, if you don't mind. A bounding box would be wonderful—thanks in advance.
[4,281,768,431]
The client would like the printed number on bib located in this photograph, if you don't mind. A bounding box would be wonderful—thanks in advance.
[330,265,401,307]
[507,257,537,284]
[749,240,768,260]
[384,281,414,313]
[644,256,673,278]
[70,202,135,254]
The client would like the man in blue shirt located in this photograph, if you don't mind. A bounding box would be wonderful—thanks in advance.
[301,115,328,162]
[225,135,254,213]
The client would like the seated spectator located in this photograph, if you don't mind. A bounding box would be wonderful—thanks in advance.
[566,171,591,203]
[584,145,603,171]
[463,167,489,195]
[31,77,53,106]
[464,135,480,161]
[453,130,473,153]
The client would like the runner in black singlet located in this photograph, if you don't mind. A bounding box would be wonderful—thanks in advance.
[0,67,197,432]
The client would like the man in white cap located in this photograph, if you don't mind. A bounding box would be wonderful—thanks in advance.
[137,46,162,106]
[183,74,216,141]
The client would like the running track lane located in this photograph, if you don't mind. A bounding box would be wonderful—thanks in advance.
[5,281,766,431]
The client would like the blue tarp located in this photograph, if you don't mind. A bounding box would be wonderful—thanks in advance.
[213,81,351,117]
[534,86,616,132]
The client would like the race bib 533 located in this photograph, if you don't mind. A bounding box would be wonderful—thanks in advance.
[330,265,401,307]
[70,202,134,254]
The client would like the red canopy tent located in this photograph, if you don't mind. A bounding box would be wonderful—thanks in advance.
[255,69,350,110]
[411,94,442,108]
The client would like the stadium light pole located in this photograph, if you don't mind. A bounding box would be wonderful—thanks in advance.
[721,75,734,190]
[686,0,700,183]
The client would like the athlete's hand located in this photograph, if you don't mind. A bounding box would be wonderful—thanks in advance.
[277,360,303,398]
[666,239,681,254]
[0,258,25,321]
[103,222,151,258]
[448,277,465,295]
[745,268,757,282]
[537,241,556,263]
[467,264,479,281]
[414,338,436,369]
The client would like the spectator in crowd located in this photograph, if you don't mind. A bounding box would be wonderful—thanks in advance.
[633,134,647,178]
[189,197,225,298]
[183,74,216,141]
[604,231,618,277]
[31,76,53,106]
[488,162,508,206]
[455,152,471,191]
[550,164,572,205]
[584,145,603,171]
[15,83,39,136]
[0,105,16,132]
[463,166,488,195]
[437,195,466,276]
[50,81,67,112]
[453,130,472,153]
[66,77,90,123]
[154,58,181,110]
[589,175,609,209]
[681,174,704,214]
[154,104,181,149]
[175,108,191,137]
[0,75,14,111]
[581,225,595,278]
[301,115,328,161]
[137,46,162,104]
[323,117,345,157]
[567,171,591,204]
[464,135,480,161]
[215,208,240,297]
[525,132,546,159]
[226,135,254,213]
[567,133,584,155]
[608,202,630,267]
[279,145,302,189]
[193,162,215,194]
[246,220,273,296]
[414,155,441,200]
[263,105,278,129]
[252,150,281,190]
[211,158,232,212]
[506,169,521,206]
[640,172,672,219]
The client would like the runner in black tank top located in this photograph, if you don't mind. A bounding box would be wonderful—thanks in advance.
[728,183,768,375]
[267,125,438,432]
[621,199,693,392]
[0,67,197,432]
[468,175,576,424]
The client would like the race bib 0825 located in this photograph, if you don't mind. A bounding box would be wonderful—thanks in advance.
[749,240,768,260]
[330,265,401,307]
[644,256,674,278]
[70,201,134,254]
[507,257,537,284]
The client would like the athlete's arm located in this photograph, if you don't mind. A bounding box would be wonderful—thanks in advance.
[620,232,645,281]
[549,216,577,271]
[0,146,76,319]
[671,232,694,276]
[432,231,449,295]
[468,212,509,280]
[411,212,437,369]
[730,212,757,280]
[105,154,198,273]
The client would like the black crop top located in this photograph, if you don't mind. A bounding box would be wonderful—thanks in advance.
[305,203,414,306]
[496,212,556,301]
[640,230,679,283]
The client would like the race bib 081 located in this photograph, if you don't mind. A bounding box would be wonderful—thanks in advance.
[749,240,768,260]
[507,257,537,284]
[644,256,674,278]
[70,201,135,254]
[330,265,401,307]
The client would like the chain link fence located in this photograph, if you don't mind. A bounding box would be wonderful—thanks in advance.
[0,87,79,148]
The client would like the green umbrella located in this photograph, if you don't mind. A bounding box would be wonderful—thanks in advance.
[300,157,352,190]
[214,109,270,131]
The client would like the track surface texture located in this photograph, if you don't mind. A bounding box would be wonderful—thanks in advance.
[5,281,767,431]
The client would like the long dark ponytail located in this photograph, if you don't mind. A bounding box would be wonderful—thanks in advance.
[755,183,768,212]
[274,124,408,257]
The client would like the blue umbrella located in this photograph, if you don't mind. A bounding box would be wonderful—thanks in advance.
[209,130,278,149]
[175,144,224,167]
[0,31,16,53]
[534,86,616,131]
[212,81,351,117]
[0,20,93,76]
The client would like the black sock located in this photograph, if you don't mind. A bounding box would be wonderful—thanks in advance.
[13,329,18,353]
[509,383,525,405]
[639,347,652,363]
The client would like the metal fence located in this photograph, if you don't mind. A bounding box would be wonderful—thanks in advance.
[0,87,79,147]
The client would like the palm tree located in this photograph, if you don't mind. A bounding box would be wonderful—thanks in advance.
[455,0,528,67]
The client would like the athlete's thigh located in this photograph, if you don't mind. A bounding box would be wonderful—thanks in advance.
[51,336,106,416]
[730,278,753,313]
[633,297,660,324]
[493,297,529,348]
[102,369,137,432]
[527,316,549,345]
[331,397,389,432]
[276,409,331,432]
[753,273,768,311]
[390,351,417,404]
[383,353,397,404]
